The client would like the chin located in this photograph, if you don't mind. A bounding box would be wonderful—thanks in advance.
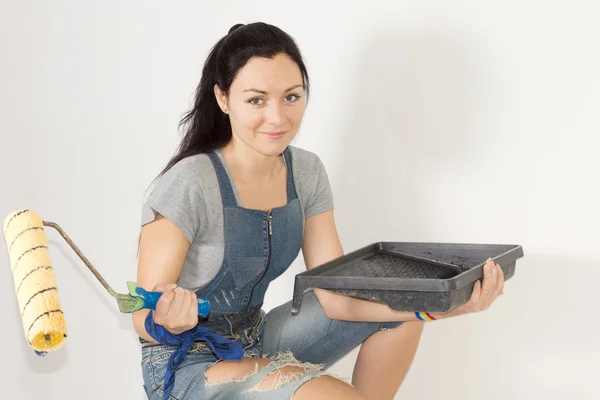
[256,135,295,156]
[257,144,289,157]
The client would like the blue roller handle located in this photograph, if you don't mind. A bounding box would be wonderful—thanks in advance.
[143,290,210,317]
[127,281,211,317]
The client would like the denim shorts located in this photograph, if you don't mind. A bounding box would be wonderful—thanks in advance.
[140,291,402,399]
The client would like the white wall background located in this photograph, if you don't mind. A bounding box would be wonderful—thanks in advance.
[1,1,598,398]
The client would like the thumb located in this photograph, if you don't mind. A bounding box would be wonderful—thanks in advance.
[152,283,178,293]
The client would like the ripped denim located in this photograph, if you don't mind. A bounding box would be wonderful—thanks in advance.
[140,291,402,399]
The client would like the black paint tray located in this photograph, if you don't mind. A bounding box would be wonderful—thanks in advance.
[291,242,524,315]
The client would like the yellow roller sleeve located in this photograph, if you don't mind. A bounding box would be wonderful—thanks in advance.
[3,209,67,353]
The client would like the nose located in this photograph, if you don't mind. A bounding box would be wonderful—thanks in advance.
[264,103,285,126]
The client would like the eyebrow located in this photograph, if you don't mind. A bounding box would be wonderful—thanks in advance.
[243,84,304,94]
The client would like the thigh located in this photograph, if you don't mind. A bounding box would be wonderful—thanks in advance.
[260,290,402,369]
[141,343,341,400]
[142,345,221,400]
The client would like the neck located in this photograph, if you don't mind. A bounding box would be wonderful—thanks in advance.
[220,137,283,180]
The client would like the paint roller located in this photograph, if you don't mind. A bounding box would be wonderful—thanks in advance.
[2,209,211,356]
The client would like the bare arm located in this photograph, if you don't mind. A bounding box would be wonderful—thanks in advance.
[302,210,504,322]
[132,214,191,342]
[302,210,425,322]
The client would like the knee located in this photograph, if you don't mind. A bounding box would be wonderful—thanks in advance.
[204,359,268,387]
[376,320,425,342]
[378,320,404,331]
[252,365,312,392]
[204,352,328,393]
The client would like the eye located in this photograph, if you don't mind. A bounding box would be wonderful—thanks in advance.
[248,97,264,106]
[284,94,301,103]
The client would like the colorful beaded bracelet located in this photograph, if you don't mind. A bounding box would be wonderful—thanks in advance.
[415,312,436,321]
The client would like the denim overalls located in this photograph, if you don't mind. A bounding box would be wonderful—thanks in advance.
[140,147,402,400]
[196,148,304,315]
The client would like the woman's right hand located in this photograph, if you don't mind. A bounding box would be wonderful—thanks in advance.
[152,283,199,335]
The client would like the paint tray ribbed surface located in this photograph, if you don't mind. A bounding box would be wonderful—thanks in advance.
[291,242,524,315]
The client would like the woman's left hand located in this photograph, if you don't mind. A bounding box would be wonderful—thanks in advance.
[437,258,505,319]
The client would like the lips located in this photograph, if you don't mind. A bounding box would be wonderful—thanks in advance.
[262,131,286,139]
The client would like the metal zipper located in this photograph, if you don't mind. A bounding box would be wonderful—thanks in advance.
[267,210,272,259]
[248,209,272,302]
[268,213,272,236]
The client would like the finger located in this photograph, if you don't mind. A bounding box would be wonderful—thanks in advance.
[169,287,185,319]
[494,263,505,298]
[191,290,198,310]
[483,264,503,309]
[188,291,198,323]
[480,259,497,309]
[470,280,482,305]
[155,288,175,318]
[177,288,191,320]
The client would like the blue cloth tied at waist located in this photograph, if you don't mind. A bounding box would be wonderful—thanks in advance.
[144,311,244,400]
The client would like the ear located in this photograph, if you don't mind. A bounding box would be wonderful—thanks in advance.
[214,84,228,114]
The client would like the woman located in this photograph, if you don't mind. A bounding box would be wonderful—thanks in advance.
[133,22,504,400]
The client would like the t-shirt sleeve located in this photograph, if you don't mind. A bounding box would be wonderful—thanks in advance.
[140,159,205,243]
[304,155,334,217]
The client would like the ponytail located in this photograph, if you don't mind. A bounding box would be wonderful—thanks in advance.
[156,40,231,179]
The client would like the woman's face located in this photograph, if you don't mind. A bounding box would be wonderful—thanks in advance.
[214,52,306,157]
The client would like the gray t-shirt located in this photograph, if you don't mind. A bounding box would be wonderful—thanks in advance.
[140,145,334,291]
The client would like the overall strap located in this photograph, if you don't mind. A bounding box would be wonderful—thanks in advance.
[283,147,298,201]
[207,151,238,208]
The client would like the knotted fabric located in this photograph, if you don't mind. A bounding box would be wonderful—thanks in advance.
[144,311,244,400]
